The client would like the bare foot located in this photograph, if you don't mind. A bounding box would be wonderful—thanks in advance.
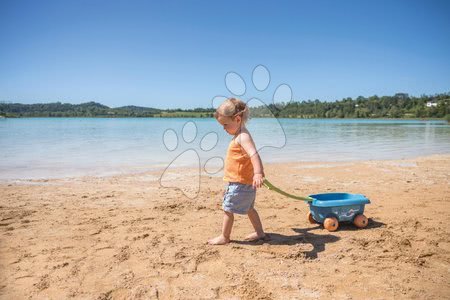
[208,235,230,245]
[244,232,268,242]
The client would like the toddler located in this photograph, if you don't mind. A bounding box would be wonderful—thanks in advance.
[208,98,266,245]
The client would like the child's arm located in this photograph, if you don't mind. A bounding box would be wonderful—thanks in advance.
[237,132,265,189]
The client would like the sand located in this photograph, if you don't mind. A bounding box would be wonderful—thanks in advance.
[1,155,449,299]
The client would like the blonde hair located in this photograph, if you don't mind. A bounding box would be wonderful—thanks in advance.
[214,98,250,124]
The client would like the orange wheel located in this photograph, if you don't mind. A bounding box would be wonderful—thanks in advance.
[307,212,316,224]
[353,214,368,228]
[323,217,339,232]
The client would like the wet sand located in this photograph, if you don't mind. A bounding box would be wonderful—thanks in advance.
[1,155,449,299]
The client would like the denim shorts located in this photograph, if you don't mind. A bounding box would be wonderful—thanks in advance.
[222,182,256,215]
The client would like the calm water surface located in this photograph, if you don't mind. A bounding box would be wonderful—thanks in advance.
[0,118,449,180]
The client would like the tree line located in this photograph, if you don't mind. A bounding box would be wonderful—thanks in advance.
[0,93,449,120]
[0,101,212,118]
[253,93,449,119]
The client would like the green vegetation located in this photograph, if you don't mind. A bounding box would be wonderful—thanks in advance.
[0,101,216,118]
[251,93,449,119]
[0,92,449,119]
[153,108,214,118]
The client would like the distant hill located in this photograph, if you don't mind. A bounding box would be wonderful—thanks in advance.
[110,105,162,116]
[0,92,449,119]
[0,101,114,117]
[0,101,213,118]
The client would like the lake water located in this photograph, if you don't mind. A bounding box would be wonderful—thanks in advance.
[0,118,449,181]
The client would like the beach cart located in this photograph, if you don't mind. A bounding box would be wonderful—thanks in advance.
[263,180,370,232]
[307,193,370,231]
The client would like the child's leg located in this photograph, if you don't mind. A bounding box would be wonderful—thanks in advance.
[245,208,266,241]
[208,211,234,245]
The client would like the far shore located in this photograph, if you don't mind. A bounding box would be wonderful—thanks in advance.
[0,116,448,121]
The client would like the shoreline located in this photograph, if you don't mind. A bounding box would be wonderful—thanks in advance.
[2,153,449,185]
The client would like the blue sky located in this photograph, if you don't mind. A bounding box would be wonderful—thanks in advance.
[0,0,449,109]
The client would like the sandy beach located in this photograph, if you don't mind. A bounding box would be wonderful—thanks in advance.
[1,154,449,299]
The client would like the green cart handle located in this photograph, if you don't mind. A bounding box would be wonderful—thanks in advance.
[263,179,314,202]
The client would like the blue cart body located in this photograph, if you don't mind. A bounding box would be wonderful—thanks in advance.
[308,193,370,223]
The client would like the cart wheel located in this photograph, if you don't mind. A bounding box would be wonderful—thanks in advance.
[353,214,368,228]
[324,217,339,232]
[307,212,316,224]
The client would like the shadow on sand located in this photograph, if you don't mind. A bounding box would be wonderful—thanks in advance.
[233,218,386,259]
[331,218,386,231]
[233,225,338,259]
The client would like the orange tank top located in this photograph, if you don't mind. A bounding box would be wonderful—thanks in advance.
[223,137,254,185]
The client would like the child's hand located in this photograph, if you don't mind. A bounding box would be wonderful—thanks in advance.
[253,173,264,189]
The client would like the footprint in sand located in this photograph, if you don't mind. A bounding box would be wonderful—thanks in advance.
[114,246,131,262]
[34,274,50,291]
